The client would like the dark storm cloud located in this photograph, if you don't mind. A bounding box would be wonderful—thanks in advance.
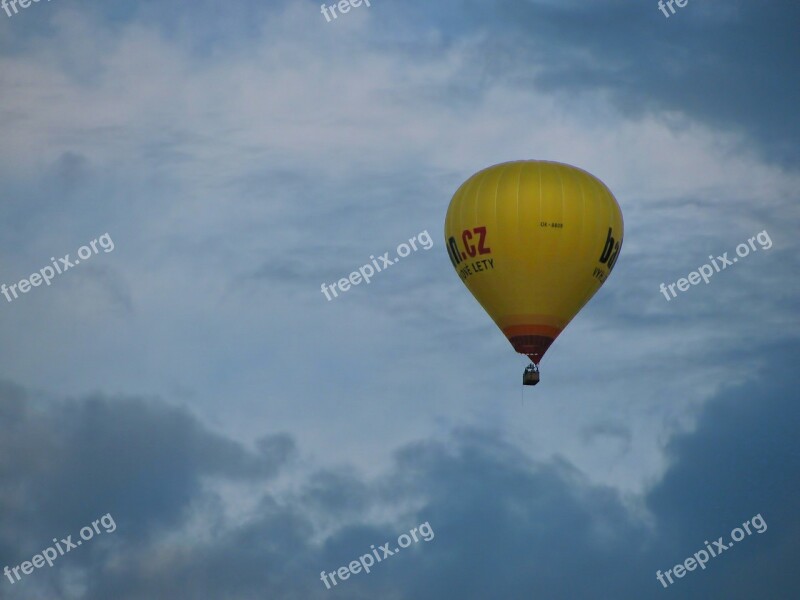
[2,341,798,598]
[0,384,294,558]
[644,340,800,598]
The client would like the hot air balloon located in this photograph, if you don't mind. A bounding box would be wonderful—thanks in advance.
[444,160,623,385]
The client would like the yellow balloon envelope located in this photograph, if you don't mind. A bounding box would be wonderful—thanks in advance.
[444,160,623,366]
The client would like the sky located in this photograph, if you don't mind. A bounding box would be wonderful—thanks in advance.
[0,0,798,598]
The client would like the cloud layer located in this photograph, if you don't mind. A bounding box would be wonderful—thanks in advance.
[1,341,798,598]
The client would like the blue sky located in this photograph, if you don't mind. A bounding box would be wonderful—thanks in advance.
[0,1,798,598]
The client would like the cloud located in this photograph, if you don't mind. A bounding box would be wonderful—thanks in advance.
[1,341,798,598]
[0,384,294,557]
[381,0,800,167]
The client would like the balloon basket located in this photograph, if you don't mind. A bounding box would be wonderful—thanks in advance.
[522,364,540,386]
